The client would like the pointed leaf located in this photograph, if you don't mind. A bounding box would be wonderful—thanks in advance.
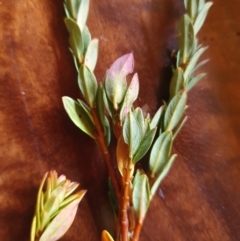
[78,65,98,107]
[103,87,114,118]
[132,128,157,163]
[39,192,85,241]
[198,0,206,12]
[173,116,188,140]
[116,135,129,176]
[164,90,187,131]
[65,0,80,19]
[101,230,114,241]
[192,59,209,73]
[132,174,150,222]
[178,14,194,65]
[64,18,84,61]
[82,26,91,53]
[62,96,95,138]
[149,131,172,177]
[31,216,36,241]
[133,108,145,133]
[169,68,185,99]
[187,0,198,21]
[121,73,139,111]
[184,46,208,82]
[84,39,99,71]
[194,2,213,35]
[150,105,165,129]
[186,73,206,91]
[105,53,134,109]
[123,112,142,158]
[151,154,177,197]
[77,0,90,30]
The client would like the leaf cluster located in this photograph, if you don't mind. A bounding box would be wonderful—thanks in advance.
[31,171,86,241]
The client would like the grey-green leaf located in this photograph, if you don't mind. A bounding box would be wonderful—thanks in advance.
[186,73,206,91]
[82,26,91,53]
[178,14,194,65]
[103,87,114,118]
[132,174,150,222]
[64,18,84,61]
[149,131,172,177]
[151,154,177,197]
[62,96,95,138]
[123,112,142,158]
[96,84,111,146]
[84,39,99,71]
[76,0,90,31]
[132,128,157,164]
[78,65,98,107]
[184,46,208,82]
[164,90,187,131]
[169,68,185,99]
[65,0,80,19]
[173,116,188,140]
[150,105,165,129]
[194,2,213,35]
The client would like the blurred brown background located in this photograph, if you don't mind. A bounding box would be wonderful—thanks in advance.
[0,0,240,240]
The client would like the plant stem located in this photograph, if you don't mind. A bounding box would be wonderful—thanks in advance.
[91,107,121,201]
[120,160,132,241]
[131,221,142,241]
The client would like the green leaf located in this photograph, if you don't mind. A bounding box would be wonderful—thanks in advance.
[84,39,99,71]
[132,128,157,164]
[151,154,177,197]
[149,131,172,177]
[65,0,80,19]
[169,67,185,99]
[194,2,213,35]
[178,14,194,65]
[123,112,142,158]
[132,174,150,222]
[77,99,94,123]
[186,73,206,91]
[78,65,98,107]
[36,173,48,234]
[198,0,206,12]
[76,0,90,31]
[63,3,71,18]
[62,96,95,138]
[120,73,139,120]
[173,116,188,140]
[187,0,198,21]
[164,90,187,131]
[192,59,209,73]
[133,108,145,134]
[64,18,84,61]
[39,195,85,241]
[184,46,208,82]
[103,87,114,118]
[150,105,165,129]
[96,84,111,146]
[82,26,91,53]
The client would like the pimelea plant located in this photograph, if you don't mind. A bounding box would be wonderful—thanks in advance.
[30,0,212,240]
